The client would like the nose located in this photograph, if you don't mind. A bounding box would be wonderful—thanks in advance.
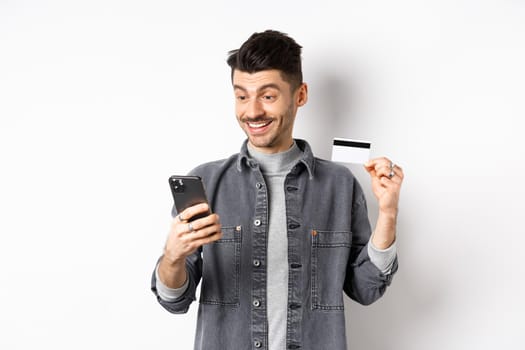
[245,98,264,119]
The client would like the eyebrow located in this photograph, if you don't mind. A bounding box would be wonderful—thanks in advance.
[233,83,282,93]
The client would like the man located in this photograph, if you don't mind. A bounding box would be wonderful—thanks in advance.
[152,30,404,350]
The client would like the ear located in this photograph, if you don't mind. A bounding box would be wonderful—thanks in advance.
[295,83,308,107]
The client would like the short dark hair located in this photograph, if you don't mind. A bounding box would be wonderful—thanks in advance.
[227,30,303,90]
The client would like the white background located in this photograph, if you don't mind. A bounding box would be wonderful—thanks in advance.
[1,1,524,349]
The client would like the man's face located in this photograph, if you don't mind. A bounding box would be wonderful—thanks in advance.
[233,69,307,154]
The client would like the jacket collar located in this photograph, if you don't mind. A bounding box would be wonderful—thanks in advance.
[236,139,315,179]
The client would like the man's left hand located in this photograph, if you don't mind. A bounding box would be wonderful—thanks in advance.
[364,157,404,214]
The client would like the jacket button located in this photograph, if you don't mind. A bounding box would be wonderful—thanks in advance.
[256,182,263,189]
[254,340,262,348]
[253,259,261,267]
[254,219,261,226]
[253,299,261,307]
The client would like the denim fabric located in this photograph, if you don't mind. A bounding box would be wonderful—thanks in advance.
[151,139,398,350]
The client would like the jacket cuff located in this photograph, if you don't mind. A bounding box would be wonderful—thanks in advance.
[154,263,189,301]
[367,239,397,275]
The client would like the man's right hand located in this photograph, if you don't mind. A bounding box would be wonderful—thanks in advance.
[158,203,222,289]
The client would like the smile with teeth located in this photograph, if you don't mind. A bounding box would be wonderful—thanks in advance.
[247,120,272,129]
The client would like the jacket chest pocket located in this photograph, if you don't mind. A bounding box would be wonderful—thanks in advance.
[200,225,242,306]
[311,230,352,311]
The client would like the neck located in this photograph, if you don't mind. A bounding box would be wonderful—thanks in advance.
[247,140,302,174]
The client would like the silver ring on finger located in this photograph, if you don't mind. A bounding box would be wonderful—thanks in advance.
[388,169,395,179]
[178,213,185,222]
[187,222,194,233]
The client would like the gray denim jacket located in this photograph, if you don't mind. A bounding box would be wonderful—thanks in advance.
[151,139,398,350]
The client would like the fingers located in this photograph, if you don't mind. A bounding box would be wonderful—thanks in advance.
[365,157,404,184]
[187,223,223,246]
[172,209,220,235]
[170,209,222,244]
[175,215,223,253]
[164,211,222,262]
[185,214,221,236]
[176,203,210,222]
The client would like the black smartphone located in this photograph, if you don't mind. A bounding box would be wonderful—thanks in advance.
[168,175,211,221]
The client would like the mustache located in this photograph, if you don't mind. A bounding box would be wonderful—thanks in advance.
[240,117,273,123]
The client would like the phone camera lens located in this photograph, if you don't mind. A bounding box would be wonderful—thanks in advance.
[173,179,185,193]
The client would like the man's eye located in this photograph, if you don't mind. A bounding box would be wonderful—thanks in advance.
[263,95,275,100]
[236,95,246,101]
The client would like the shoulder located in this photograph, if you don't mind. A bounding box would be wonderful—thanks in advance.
[314,157,356,180]
[294,139,355,181]
[312,157,367,197]
[188,153,240,180]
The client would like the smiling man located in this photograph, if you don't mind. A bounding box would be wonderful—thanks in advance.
[152,30,404,350]
[233,68,307,153]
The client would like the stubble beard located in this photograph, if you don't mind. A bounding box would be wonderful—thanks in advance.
[239,104,296,151]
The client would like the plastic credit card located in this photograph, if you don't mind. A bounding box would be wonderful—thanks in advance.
[331,138,371,164]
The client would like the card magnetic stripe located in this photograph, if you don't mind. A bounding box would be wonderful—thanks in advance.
[332,139,371,149]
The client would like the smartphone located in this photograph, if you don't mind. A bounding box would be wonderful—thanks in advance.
[168,175,211,221]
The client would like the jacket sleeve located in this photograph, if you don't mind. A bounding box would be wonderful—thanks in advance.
[343,181,398,305]
[150,249,202,314]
